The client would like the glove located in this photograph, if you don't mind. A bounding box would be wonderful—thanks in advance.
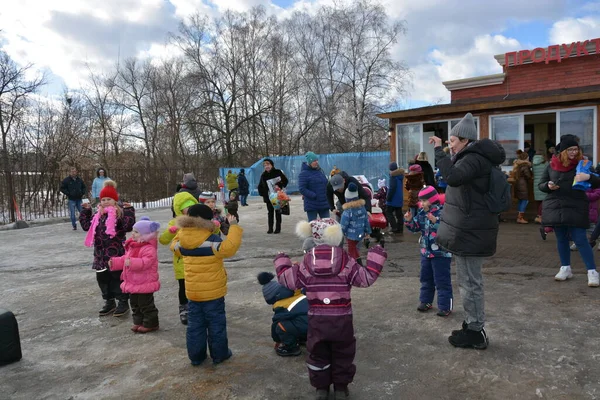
[213,219,221,228]
[169,226,178,234]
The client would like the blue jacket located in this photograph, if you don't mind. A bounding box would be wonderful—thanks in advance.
[237,173,249,195]
[298,162,329,212]
[92,176,110,199]
[386,169,405,207]
[340,199,371,241]
[404,203,451,259]
[435,169,447,189]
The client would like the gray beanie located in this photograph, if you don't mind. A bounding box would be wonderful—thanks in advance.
[450,113,477,141]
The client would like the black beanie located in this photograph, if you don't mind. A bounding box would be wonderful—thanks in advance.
[557,135,579,152]
[263,158,274,167]
[187,204,213,220]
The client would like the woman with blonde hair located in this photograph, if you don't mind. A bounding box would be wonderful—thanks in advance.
[415,152,436,187]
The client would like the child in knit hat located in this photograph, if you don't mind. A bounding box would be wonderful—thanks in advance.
[274,218,387,400]
[340,182,371,266]
[109,217,161,333]
[159,191,198,325]
[198,191,230,236]
[171,203,242,366]
[80,180,136,318]
[404,185,453,316]
[257,272,308,357]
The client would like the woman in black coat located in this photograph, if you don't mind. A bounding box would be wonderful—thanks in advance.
[539,134,600,287]
[257,158,288,234]
[237,169,250,206]
[415,152,436,187]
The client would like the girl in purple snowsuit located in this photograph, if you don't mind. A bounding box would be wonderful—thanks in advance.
[274,218,387,400]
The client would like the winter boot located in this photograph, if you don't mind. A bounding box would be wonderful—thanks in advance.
[555,266,573,281]
[333,386,350,400]
[179,304,189,325]
[534,215,542,224]
[267,213,274,234]
[417,303,432,312]
[315,389,330,400]
[274,214,282,234]
[275,344,301,357]
[448,327,489,350]
[516,212,528,224]
[451,321,468,336]
[113,300,130,317]
[99,299,116,316]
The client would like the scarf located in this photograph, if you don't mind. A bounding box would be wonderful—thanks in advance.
[550,155,579,173]
[84,206,118,247]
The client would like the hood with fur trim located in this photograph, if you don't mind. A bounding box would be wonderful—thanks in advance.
[174,215,217,250]
[342,198,366,210]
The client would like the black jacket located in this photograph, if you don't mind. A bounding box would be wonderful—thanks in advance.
[539,159,600,228]
[237,174,249,196]
[258,168,288,203]
[415,160,436,187]
[60,176,87,200]
[326,171,372,213]
[435,139,506,257]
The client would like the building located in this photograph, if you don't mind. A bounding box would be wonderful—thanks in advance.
[379,37,600,171]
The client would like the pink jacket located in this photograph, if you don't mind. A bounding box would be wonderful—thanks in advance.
[587,188,600,224]
[110,238,160,294]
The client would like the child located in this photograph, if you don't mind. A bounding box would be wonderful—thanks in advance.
[80,180,136,317]
[199,191,230,236]
[109,217,161,333]
[570,187,600,250]
[171,204,242,365]
[404,186,453,316]
[373,178,388,215]
[340,183,371,266]
[257,271,308,357]
[405,164,425,217]
[159,191,198,325]
[275,218,387,400]
[225,191,239,222]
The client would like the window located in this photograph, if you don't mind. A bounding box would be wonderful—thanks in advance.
[491,116,521,167]
[396,124,420,168]
[560,109,594,159]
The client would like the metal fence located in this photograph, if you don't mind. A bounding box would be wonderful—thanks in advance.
[0,168,219,225]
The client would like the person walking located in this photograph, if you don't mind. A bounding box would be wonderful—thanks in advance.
[91,168,110,206]
[298,152,330,221]
[226,170,239,199]
[512,150,532,224]
[237,169,250,206]
[429,112,505,350]
[257,159,288,234]
[60,167,87,230]
[386,162,405,234]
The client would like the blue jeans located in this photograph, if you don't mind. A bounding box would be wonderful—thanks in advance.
[239,194,248,206]
[517,199,528,213]
[187,297,230,364]
[554,227,597,270]
[306,209,330,221]
[68,199,82,228]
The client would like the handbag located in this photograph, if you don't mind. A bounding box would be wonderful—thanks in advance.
[281,204,290,215]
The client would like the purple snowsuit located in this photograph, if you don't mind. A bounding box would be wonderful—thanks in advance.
[274,245,387,390]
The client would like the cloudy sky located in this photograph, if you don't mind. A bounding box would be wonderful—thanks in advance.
[1,0,599,109]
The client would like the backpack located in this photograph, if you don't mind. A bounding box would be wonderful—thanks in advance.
[484,166,512,213]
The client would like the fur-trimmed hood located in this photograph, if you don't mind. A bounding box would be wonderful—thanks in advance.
[342,198,366,210]
[175,215,216,231]
[390,168,405,177]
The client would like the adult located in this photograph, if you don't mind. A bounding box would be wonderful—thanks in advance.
[532,151,549,224]
[386,162,405,234]
[237,169,250,206]
[524,141,536,162]
[298,152,330,221]
[226,170,239,198]
[512,150,532,224]
[414,152,436,187]
[179,173,202,200]
[91,167,110,206]
[60,167,87,230]
[327,172,372,217]
[539,134,600,287]
[430,112,505,350]
[257,159,288,234]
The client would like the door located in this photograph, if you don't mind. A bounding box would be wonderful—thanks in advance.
[422,131,436,168]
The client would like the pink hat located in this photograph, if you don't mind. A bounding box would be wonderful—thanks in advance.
[409,164,422,173]
[418,185,440,204]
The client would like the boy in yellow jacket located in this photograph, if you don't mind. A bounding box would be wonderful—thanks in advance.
[171,203,243,365]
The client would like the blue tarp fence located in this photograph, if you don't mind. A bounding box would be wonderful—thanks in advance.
[219,151,391,197]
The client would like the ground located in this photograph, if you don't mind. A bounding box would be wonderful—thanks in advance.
[1,196,599,400]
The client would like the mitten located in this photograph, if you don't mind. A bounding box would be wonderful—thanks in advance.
[169,226,178,234]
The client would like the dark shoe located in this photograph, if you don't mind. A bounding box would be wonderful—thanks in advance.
[315,389,329,400]
[539,227,547,241]
[179,304,188,325]
[99,299,116,316]
[437,309,452,317]
[451,321,468,336]
[267,229,274,234]
[448,328,489,350]
[275,344,301,357]
[73,226,77,230]
[137,325,159,334]
[113,300,130,317]
[417,302,432,312]
[273,228,281,234]
[334,388,350,400]
[213,349,233,365]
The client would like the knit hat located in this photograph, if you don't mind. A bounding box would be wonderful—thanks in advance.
[378,179,386,189]
[99,180,119,201]
[257,272,294,305]
[450,113,477,141]
[305,151,318,165]
[418,185,440,204]
[296,218,343,247]
[345,182,358,201]
[198,191,216,203]
[187,204,213,220]
[409,164,422,173]
[389,162,398,171]
[557,134,579,152]
[240,168,245,174]
[263,158,274,167]
[330,173,344,191]
[133,216,160,240]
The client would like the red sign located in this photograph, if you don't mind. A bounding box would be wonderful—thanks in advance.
[504,38,600,67]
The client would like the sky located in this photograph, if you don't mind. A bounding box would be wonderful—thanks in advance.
[1,0,599,110]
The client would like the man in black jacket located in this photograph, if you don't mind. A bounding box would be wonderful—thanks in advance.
[60,167,87,230]
[327,172,372,218]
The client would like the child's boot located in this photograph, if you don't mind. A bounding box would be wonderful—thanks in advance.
[179,304,188,325]
[333,385,350,400]
[99,299,116,316]
[315,388,329,400]
[113,299,130,317]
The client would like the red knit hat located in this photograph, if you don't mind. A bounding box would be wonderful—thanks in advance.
[99,180,119,201]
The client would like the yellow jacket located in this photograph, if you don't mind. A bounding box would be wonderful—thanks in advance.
[171,215,243,302]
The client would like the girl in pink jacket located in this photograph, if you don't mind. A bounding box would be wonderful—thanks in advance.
[110,217,161,333]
